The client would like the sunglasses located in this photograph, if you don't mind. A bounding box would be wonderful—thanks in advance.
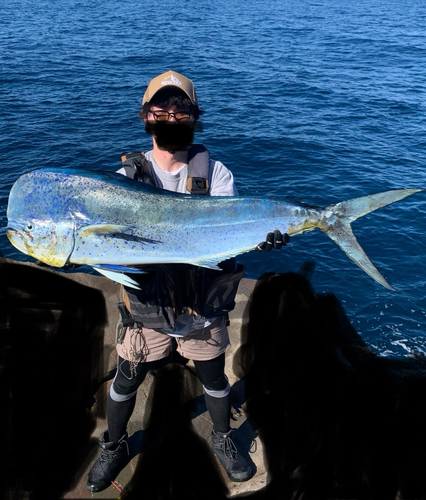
[148,109,192,122]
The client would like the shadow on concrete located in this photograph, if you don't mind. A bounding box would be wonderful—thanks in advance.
[105,358,258,499]
[124,362,231,499]
[233,271,426,500]
[0,260,107,500]
[3,259,426,499]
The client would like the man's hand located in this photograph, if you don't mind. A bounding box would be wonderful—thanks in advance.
[256,230,290,252]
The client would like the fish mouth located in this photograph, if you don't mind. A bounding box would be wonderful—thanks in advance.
[6,221,25,241]
[6,219,75,268]
[6,220,36,256]
[6,220,25,232]
[6,224,27,252]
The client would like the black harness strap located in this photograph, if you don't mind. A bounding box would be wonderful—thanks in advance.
[185,144,210,195]
[120,152,156,185]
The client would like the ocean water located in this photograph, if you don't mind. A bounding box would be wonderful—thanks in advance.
[1,0,425,358]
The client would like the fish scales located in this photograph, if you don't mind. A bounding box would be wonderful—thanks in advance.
[6,167,423,290]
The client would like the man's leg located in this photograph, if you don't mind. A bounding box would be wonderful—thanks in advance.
[194,354,252,482]
[87,357,150,493]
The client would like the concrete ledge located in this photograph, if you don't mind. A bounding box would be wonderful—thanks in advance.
[0,258,265,499]
[4,258,426,500]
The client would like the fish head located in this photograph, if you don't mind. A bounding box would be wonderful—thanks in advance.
[6,218,75,267]
[6,169,78,267]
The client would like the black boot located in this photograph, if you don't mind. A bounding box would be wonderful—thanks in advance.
[87,430,130,493]
[211,428,252,482]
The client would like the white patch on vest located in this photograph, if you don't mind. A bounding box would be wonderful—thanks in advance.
[161,74,182,87]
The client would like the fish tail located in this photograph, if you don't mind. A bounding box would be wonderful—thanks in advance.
[318,188,424,291]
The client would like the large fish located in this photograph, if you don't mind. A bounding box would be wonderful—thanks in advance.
[6,167,423,290]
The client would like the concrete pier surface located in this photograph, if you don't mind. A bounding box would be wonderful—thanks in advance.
[62,268,267,499]
[3,257,426,500]
[1,258,266,499]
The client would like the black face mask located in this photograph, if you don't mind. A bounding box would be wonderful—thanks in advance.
[145,121,194,152]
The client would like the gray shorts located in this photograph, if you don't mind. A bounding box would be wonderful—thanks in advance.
[116,316,230,363]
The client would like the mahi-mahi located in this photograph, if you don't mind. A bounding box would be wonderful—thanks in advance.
[6,167,423,290]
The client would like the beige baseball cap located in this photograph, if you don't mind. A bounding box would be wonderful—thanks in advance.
[142,70,199,105]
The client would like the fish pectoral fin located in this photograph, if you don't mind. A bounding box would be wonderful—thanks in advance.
[77,224,133,237]
[92,263,146,274]
[321,220,395,291]
[91,266,142,289]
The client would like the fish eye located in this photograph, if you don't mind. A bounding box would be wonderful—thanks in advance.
[25,222,34,232]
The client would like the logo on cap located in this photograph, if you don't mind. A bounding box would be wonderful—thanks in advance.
[161,74,182,87]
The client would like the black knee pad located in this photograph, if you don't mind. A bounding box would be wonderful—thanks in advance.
[202,373,229,392]
[193,353,227,390]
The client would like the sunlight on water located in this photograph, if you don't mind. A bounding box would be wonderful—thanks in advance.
[1,0,426,357]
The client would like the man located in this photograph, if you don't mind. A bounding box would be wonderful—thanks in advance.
[87,70,287,493]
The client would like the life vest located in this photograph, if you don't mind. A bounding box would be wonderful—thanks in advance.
[120,144,210,195]
[116,146,245,333]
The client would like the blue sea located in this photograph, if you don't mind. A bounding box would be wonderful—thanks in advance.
[1,0,425,358]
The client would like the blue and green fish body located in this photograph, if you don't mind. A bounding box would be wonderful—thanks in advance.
[6,167,423,290]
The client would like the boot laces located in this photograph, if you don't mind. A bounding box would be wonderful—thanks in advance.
[98,449,115,469]
[219,433,238,462]
[98,440,129,469]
